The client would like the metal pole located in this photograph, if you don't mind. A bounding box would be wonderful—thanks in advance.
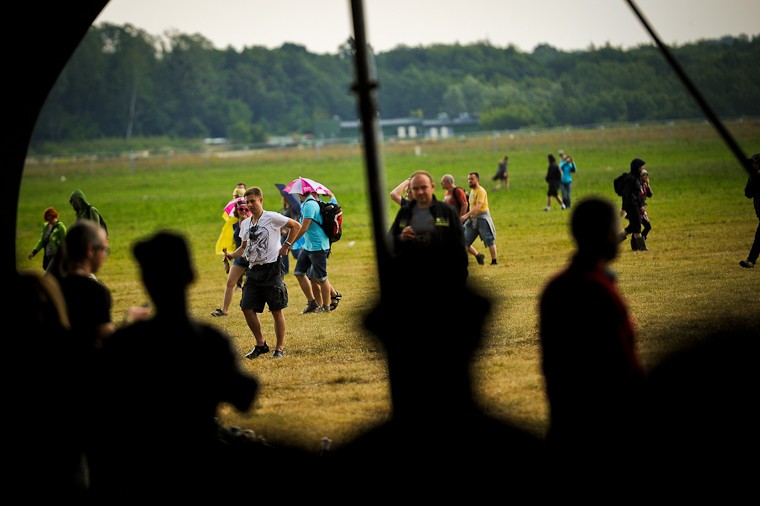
[625,0,751,174]
[349,0,392,297]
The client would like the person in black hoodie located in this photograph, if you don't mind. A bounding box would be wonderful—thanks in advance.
[739,153,760,268]
[618,158,648,251]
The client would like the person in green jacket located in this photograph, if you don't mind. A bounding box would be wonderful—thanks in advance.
[69,189,108,237]
[28,207,67,270]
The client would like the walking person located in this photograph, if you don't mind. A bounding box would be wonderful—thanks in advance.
[441,173,484,264]
[28,207,67,271]
[291,187,335,314]
[305,189,343,311]
[618,158,649,251]
[69,189,107,236]
[545,154,565,211]
[461,171,498,265]
[211,199,250,317]
[739,153,760,268]
[224,187,301,358]
[441,173,468,216]
[559,153,577,208]
[539,196,645,475]
[638,168,654,248]
[492,155,509,191]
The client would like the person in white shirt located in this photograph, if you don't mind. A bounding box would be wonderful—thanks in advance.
[224,186,301,359]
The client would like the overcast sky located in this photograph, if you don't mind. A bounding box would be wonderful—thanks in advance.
[94,0,759,54]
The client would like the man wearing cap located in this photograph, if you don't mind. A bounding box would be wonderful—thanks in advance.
[618,158,648,251]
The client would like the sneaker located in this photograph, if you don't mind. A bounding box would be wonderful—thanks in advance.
[329,292,342,311]
[272,350,284,358]
[476,253,485,265]
[544,206,551,211]
[210,308,228,317]
[314,305,330,313]
[301,299,319,314]
[561,204,567,210]
[490,259,498,265]
[739,260,755,269]
[245,342,270,359]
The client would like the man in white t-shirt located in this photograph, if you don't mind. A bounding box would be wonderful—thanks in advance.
[225,186,301,358]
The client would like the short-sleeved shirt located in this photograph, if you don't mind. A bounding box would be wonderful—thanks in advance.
[469,186,490,216]
[444,187,467,215]
[239,211,289,267]
[60,274,112,353]
[300,196,330,252]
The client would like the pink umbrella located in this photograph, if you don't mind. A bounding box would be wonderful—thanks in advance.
[284,176,331,195]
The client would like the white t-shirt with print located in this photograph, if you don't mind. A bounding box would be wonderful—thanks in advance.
[238,211,289,266]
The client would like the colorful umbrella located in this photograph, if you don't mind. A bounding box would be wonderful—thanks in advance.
[284,176,331,196]
[275,183,302,213]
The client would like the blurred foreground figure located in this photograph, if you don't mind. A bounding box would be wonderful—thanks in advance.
[87,231,261,499]
[539,196,645,488]
[328,257,546,500]
[12,272,90,500]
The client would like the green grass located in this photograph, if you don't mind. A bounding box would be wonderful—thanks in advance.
[17,120,760,453]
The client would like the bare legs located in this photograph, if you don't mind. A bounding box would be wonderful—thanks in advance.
[221,264,246,313]
[309,278,333,309]
[545,195,564,210]
[243,308,286,352]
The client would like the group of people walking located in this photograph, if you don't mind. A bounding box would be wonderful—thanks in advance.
[22,153,757,498]
[544,149,576,211]
[390,169,499,269]
[212,181,343,360]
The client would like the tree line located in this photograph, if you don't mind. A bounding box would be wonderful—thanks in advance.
[30,23,759,151]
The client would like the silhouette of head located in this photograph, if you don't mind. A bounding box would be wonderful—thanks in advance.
[749,153,760,172]
[571,197,619,262]
[133,231,194,306]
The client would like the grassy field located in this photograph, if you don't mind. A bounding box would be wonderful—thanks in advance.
[17,120,760,454]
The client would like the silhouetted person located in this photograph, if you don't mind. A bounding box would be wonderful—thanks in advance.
[539,196,645,485]
[11,271,91,500]
[739,153,760,268]
[328,273,546,499]
[87,231,261,499]
[618,158,649,251]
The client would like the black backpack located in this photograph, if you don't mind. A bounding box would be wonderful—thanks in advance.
[316,200,343,243]
[613,172,629,197]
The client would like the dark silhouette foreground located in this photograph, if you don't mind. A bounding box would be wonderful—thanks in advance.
[87,231,317,500]
[326,271,547,499]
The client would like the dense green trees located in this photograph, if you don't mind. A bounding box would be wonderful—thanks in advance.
[30,24,759,149]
